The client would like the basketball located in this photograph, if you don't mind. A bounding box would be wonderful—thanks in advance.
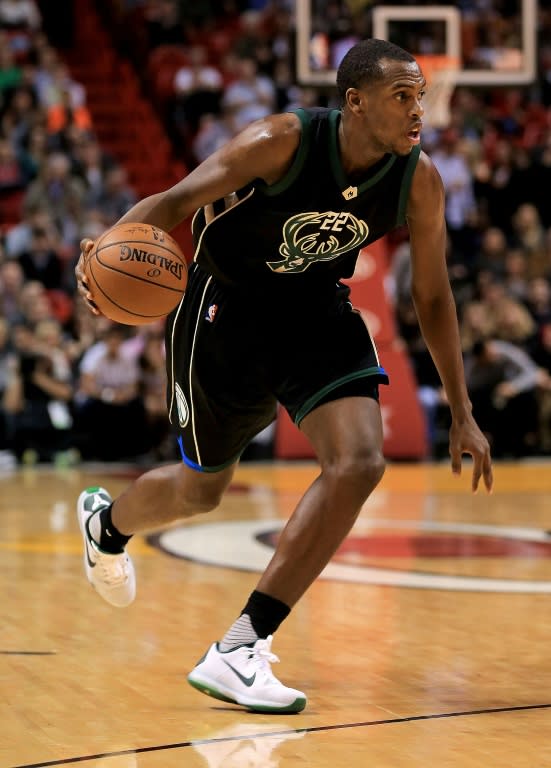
[84,222,188,326]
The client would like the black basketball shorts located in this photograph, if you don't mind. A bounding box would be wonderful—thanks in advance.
[165,264,389,471]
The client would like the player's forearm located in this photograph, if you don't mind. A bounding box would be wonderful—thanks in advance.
[413,292,472,420]
[116,192,185,233]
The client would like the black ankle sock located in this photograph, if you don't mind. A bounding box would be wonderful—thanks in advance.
[90,503,132,553]
[241,590,291,638]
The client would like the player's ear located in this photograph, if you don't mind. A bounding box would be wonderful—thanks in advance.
[345,88,364,115]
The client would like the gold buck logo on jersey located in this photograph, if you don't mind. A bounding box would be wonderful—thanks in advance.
[267,211,369,274]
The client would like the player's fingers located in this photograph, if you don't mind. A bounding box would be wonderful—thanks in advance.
[75,239,98,314]
[79,291,100,315]
[471,453,484,493]
[483,453,494,493]
[80,238,94,254]
[450,445,462,476]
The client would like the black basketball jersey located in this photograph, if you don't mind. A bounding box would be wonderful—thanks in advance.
[191,107,421,295]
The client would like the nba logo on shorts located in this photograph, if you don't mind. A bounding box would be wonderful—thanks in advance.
[205,304,218,323]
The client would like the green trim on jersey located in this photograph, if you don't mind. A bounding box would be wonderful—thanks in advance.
[397,143,422,226]
[328,110,397,194]
[259,109,312,197]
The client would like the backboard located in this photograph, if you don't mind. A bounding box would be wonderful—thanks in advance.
[296,0,537,88]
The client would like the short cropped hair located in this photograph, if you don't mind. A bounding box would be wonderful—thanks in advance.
[336,38,415,105]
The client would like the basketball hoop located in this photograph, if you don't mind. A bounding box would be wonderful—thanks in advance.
[416,54,459,129]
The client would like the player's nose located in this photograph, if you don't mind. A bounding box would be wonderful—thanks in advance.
[410,98,424,118]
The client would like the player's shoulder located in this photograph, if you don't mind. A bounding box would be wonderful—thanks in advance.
[407,148,446,218]
[251,110,304,139]
[238,111,304,158]
[413,148,445,190]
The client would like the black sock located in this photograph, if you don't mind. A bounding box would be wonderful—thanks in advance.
[241,590,291,638]
[87,503,132,553]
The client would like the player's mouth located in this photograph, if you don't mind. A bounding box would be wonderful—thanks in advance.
[407,124,422,144]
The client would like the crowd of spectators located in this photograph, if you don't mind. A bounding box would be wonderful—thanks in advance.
[2,0,551,465]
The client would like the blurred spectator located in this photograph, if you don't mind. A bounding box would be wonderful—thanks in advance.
[89,165,137,222]
[221,55,276,132]
[0,34,22,98]
[37,59,92,141]
[4,203,57,257]
[75,324,150,461]
[503,248,529,302]
[473,225,508,279]
[138,326,174,459]
[0,0,41,33]
[478,277,536,346]
[530,131,551,228]
[38,0,73,50]
[32,43,61,105]
[0,134,27,192]
[70,134,116,202]
[144,0,187,49]
[509,202,547,279]
[17,222,65,290]
[33,316,73,382]
[22,150,86,246]
[431,128,478,263]
[460,299,496,352]
[17,279,55,326]
[0,258,25,322]
[473,138,519,235]
[16,123,50,182]
[172,44,224,137]
[0,315,18,452]
[232,9,270,65]
[465,338,541,457]
[5,320,75,463]
[525,277,551,331]
[191,111,233,164]
[0,83,40,154]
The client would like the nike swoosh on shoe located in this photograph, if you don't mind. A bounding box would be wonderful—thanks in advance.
[222,660,256,687]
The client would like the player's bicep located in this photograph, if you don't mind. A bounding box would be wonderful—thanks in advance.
[165,114,301,216]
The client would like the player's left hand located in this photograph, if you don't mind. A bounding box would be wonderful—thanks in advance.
[449,415,493,494]
[75,238,100,315]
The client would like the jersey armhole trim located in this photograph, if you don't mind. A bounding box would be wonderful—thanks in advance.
[260,109,311,197]
[397,144,421,226]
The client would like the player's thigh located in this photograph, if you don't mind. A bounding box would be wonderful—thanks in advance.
[300,395,384,466]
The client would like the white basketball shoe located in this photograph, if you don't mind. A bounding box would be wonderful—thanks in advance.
[187,635,307,713]
[77,486,136,607]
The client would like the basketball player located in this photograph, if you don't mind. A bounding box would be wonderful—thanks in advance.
[75,39,493,713]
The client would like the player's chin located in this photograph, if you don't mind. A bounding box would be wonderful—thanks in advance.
[394,133,421,154]
[392,143,414,156]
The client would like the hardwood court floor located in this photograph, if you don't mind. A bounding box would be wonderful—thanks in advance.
[3,459,551,767]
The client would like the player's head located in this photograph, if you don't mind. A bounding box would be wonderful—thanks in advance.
[336,38,416,106]
[336,38,424,156]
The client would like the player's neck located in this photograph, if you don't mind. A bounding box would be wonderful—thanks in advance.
[338,113,387,175]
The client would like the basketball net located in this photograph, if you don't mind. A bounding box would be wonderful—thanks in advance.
[416,54,459,129]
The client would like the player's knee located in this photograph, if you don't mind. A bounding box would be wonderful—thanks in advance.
[186,493,223,515]
[351,451,386,495]
[176,472,230,516]
[323,449,386,500]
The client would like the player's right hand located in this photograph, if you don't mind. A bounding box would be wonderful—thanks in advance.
[76,238,100,315]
